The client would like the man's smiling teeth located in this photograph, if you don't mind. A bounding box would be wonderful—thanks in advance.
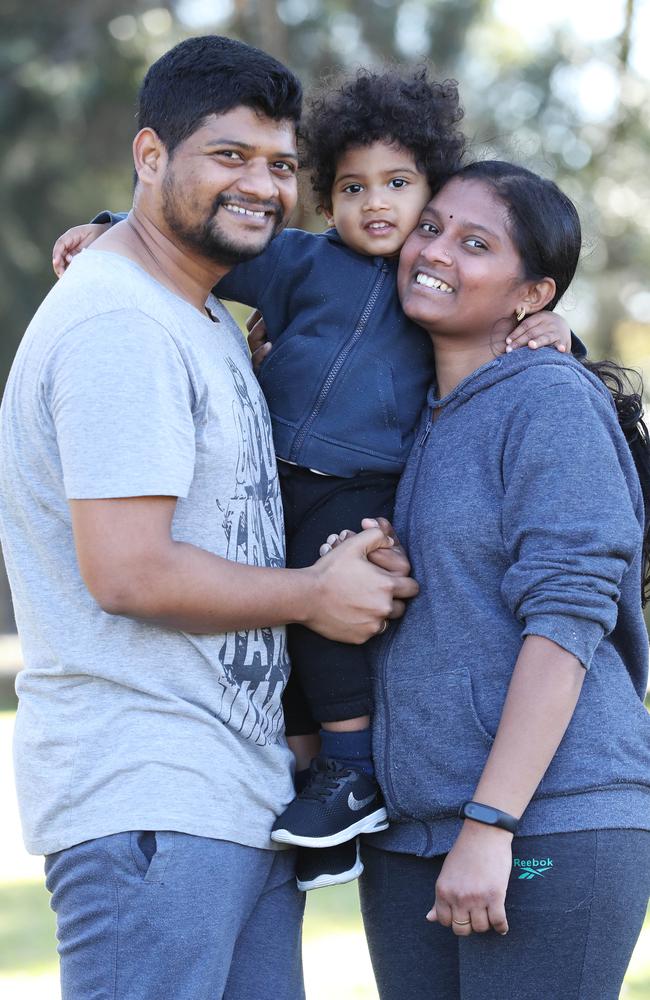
[224,204,267,218]
[416,272,454,293]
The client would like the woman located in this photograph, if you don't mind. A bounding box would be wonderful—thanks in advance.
[357,161,650,999]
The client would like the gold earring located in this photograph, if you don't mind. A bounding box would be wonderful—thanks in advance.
[515,306,526,322]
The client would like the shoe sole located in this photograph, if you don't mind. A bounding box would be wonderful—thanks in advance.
[297,857,364,892]
[271,807,388,848]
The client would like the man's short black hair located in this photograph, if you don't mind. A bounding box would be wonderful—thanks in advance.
[138,35,302,155]
[301,66,465,208]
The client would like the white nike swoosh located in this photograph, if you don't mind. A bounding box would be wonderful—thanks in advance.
[348,791,376,811]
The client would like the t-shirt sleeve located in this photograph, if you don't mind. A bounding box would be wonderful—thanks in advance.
[500,376,642,668]
[45,311,196,499]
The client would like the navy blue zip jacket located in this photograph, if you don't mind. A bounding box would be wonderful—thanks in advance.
[370,349,650,859]
[215,227,435,476]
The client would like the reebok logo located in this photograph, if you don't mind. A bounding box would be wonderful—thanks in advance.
[348,791,376,811]
[513,857,554,880]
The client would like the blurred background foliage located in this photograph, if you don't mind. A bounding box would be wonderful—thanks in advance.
[1,0,650,632]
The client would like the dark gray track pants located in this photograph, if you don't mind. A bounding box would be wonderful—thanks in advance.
[360,829,650,1000]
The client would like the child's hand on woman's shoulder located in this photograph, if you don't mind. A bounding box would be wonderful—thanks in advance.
[505,312,572,354]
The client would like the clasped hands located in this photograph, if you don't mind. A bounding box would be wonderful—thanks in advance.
[319,516,410,577]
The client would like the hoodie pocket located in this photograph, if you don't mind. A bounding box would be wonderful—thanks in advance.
[323,356,403,459]
[259,334,332,424]
[386,666,495,818]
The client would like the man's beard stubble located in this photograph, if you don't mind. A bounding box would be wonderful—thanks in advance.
[161,170,285,268]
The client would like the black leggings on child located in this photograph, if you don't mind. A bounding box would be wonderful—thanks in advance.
[278,462,398,737]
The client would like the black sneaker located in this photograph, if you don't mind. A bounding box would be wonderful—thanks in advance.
[296,839,363,892]
[270,756,388,847]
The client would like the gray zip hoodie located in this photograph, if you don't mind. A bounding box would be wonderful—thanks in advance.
[371,348,650,858]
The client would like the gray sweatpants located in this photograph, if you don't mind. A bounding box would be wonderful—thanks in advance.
[45,831,305,1000]
[359,829,650,1000]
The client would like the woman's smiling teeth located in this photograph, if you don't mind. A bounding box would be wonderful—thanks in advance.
[416,272,454,293]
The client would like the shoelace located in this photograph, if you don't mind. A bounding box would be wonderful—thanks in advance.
[300,757,352,803]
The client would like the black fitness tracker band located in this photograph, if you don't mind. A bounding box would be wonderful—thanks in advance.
[459,800,519,834]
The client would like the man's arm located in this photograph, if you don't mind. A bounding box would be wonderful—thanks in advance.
[52,213,286,310]
[71,495,418,641]
[52,312,417,639]
[504,311,587,357]
[91,211,288,308]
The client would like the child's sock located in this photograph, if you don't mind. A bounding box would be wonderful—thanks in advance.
[319,727,374,777]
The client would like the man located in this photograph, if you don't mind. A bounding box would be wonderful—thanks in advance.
[0,35,417,1000]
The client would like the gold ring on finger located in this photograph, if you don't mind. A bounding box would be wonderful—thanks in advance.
[378,619,389,635]
[452,918,471,926]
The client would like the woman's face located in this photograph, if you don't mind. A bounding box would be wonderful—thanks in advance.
[397,176,531,340]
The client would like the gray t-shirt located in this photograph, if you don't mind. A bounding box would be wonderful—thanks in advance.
[0,249,295,855]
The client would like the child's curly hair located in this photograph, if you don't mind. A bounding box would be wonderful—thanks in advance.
[301,66,466,209]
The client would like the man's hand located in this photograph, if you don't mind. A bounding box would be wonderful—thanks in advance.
[246,309,272,370]
[505,312,572,353]
[426,821,512,936]
[306,526,418,643]
[319,517,412,577]
[52,223,110,278]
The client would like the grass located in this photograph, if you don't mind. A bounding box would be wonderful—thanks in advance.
[625,909,650,999]
[303,879,364,938]
[0,881,57,976]
[0,681,17,713]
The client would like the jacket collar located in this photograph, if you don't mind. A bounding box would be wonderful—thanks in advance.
[324,226,397,268]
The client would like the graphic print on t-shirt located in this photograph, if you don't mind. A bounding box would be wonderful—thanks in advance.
[216,356,290,745]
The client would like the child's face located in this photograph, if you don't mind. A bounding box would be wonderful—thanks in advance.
[326,141,431,258]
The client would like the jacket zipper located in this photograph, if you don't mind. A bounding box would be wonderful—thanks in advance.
[375,421,431,817]
[289,266,389,463]
[418,409,434,445]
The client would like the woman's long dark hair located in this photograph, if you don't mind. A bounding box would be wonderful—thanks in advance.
[456,161,650,603]
[583,361,650,603]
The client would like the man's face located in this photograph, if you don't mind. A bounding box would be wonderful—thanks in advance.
[160,106,298,267]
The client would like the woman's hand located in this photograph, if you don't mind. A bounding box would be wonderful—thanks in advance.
[427,821,512,935]
[52,223,109,278]
[505,312,572,353]
[246,309,272,370]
